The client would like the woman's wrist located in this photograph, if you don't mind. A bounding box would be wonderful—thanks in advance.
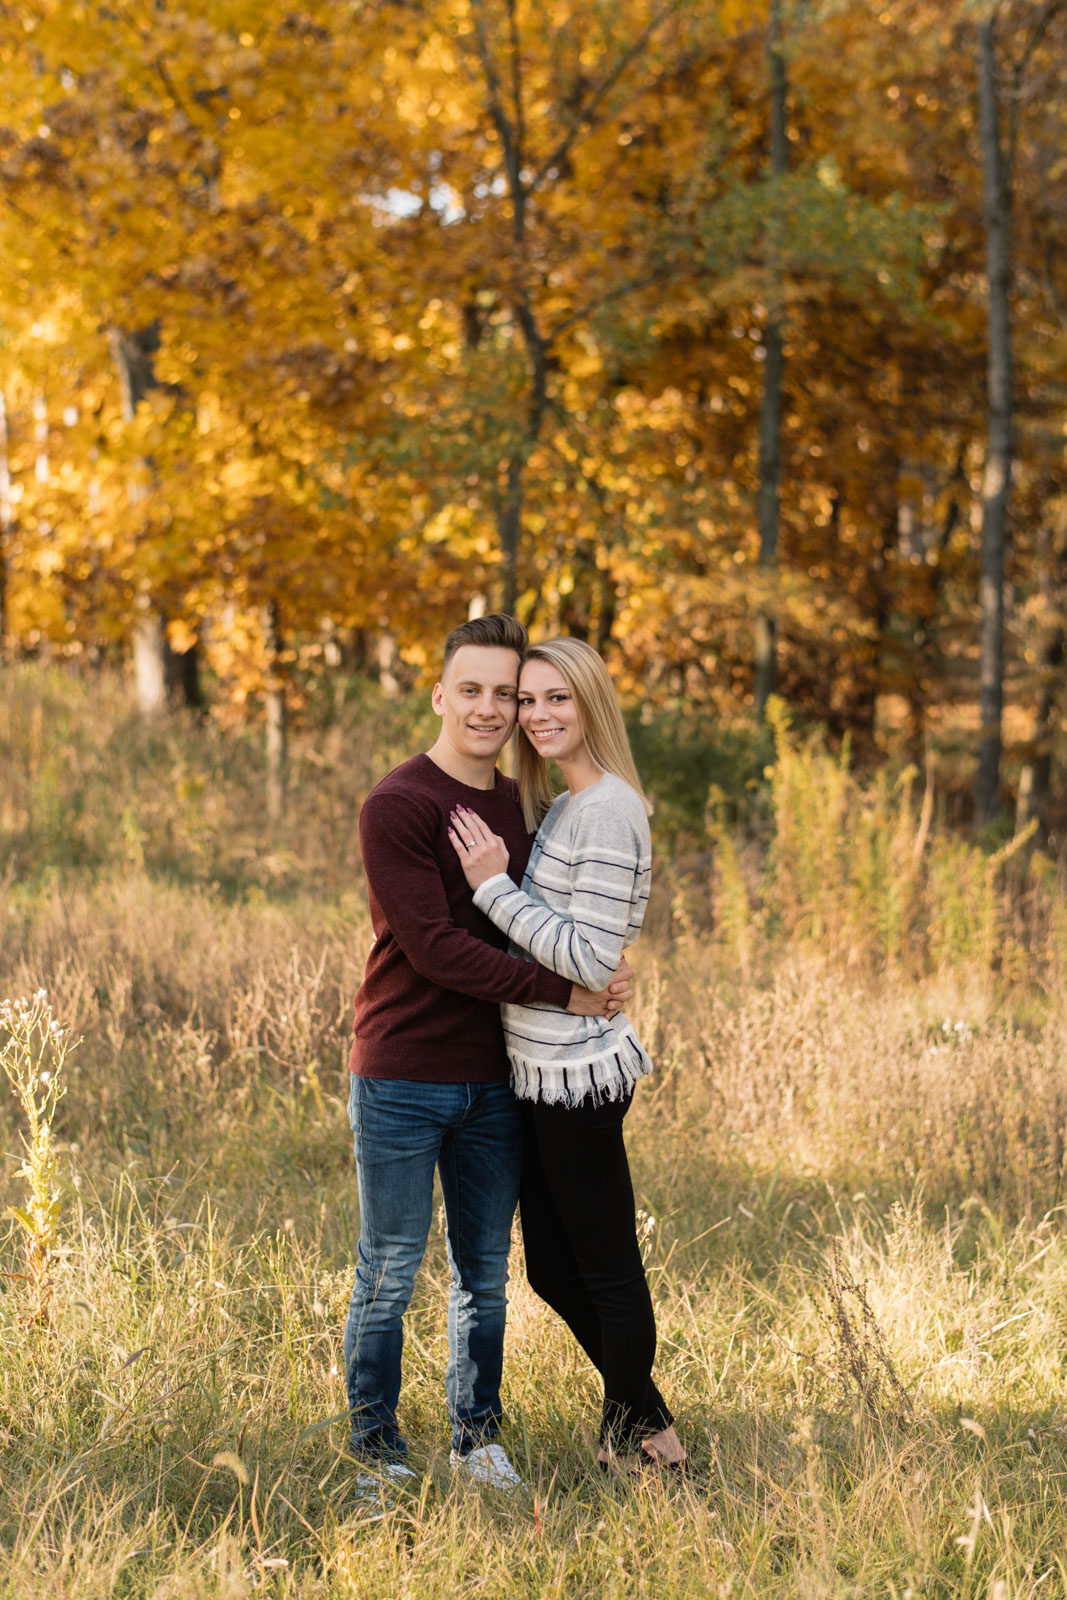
[471,871,514,906]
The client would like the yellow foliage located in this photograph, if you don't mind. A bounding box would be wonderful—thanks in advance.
[0,0,1062,744]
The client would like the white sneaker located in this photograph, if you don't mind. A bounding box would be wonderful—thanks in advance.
[351,1460,418,1518]
[449,1443,524,1490]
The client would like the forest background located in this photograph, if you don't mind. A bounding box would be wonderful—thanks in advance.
[2,0,1066,832]
[6,2,1067,1598]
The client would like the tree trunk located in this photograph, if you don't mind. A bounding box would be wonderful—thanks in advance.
[113,325,167,712]
[111,323,202,713]
[468,0,553,617]
[975,12,1014,825]
[375,628,400,698]
[862,477,902,746]
[0,389,11,654]
[132,600,168,714]
[264,601,288,823]
[1015,523,1063,844]
[596,566,618,651]
[496,453,524,615]
[33,393,48,486]
[753,0,787,721]
[165,637,205,711]
[907,458,964,760]
[29,392,56,662]
[110,322,162,423]
[1014,638,1062,845]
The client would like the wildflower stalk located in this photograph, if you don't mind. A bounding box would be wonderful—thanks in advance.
[1,989,75,1327]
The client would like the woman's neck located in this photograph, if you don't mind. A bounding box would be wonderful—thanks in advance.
[556,752,605,796]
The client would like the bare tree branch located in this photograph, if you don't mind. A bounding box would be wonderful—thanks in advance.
[1009,0,1064,80]
[528,0,686,195]
[507,0,526,189]
[548,267,669,342]
[468,0,523,230]
[1005,0,1064,175]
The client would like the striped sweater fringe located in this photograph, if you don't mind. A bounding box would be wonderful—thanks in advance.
[508,1027,653,1108]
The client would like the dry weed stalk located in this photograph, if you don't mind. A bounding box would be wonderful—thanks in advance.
[817,1241,913,1429]
[1,988,75,1326]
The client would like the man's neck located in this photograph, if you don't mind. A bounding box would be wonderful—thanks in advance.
[425,736,499,790]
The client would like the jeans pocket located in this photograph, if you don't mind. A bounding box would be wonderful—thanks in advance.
[348,1074,363,1139]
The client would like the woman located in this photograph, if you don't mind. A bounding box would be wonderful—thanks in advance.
[447,636,685,1473]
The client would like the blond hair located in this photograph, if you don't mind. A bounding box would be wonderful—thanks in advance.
[515,636,652,832]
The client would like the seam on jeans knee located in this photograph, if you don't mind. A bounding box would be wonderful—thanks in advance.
[443,1143,465,1275]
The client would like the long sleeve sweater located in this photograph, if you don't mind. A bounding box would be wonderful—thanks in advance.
[471,772,654,1106]
[349,754,573,1082]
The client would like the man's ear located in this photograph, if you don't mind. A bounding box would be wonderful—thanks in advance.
[431,681,445,716]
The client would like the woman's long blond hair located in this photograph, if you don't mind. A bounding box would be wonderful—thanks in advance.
[515,636,653,832]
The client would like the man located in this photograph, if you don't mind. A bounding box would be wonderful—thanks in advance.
[343,613,632,1491]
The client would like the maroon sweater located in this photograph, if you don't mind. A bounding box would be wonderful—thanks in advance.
[349,754,573,1082]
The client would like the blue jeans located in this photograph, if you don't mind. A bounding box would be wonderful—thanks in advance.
[343,1074,522,1458]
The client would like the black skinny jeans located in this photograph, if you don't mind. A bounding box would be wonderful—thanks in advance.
[519,1091,673,1449]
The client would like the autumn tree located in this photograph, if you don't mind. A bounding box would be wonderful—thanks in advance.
[1,0,1066,827]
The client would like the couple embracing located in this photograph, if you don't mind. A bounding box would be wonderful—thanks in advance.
[343,613,686,1493]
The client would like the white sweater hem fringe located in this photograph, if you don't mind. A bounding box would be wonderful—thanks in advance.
[509,1034,653,1108]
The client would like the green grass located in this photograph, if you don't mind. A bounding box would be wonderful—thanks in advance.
[3,665,1067,1597]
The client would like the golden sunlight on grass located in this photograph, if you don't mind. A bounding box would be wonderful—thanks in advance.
[3,667,1067,1597]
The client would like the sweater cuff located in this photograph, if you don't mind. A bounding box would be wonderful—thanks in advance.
[532,965,573,1007]
[472,873,514,910]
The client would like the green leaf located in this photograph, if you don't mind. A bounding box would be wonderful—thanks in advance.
[5,1205,36,1235]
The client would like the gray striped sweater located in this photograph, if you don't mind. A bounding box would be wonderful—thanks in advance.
[471,772,654,1106]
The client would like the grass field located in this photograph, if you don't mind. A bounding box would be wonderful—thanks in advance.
[3,666,1067,1599]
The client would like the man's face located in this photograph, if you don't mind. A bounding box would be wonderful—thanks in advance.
[431,645,521,764]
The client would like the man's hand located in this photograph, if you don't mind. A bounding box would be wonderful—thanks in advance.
[566,958,636,1019]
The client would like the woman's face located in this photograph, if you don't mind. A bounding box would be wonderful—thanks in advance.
[517,659,587,764]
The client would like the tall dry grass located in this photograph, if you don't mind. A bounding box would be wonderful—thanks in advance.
[3,665,1067,1598]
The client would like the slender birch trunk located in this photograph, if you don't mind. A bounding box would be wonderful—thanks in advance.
[1015,522,1063,843]
[0,390,11,654]
[111,323,201,713]
[265,600,288,823]
[754,0,787,721]
[974,10,1014,824]
[112,325,169,713]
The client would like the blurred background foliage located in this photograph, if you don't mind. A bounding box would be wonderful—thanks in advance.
[1,0,1066,833]
[2,662,1059,1007]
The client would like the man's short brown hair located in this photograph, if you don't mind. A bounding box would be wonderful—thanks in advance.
[441,613,528,678]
